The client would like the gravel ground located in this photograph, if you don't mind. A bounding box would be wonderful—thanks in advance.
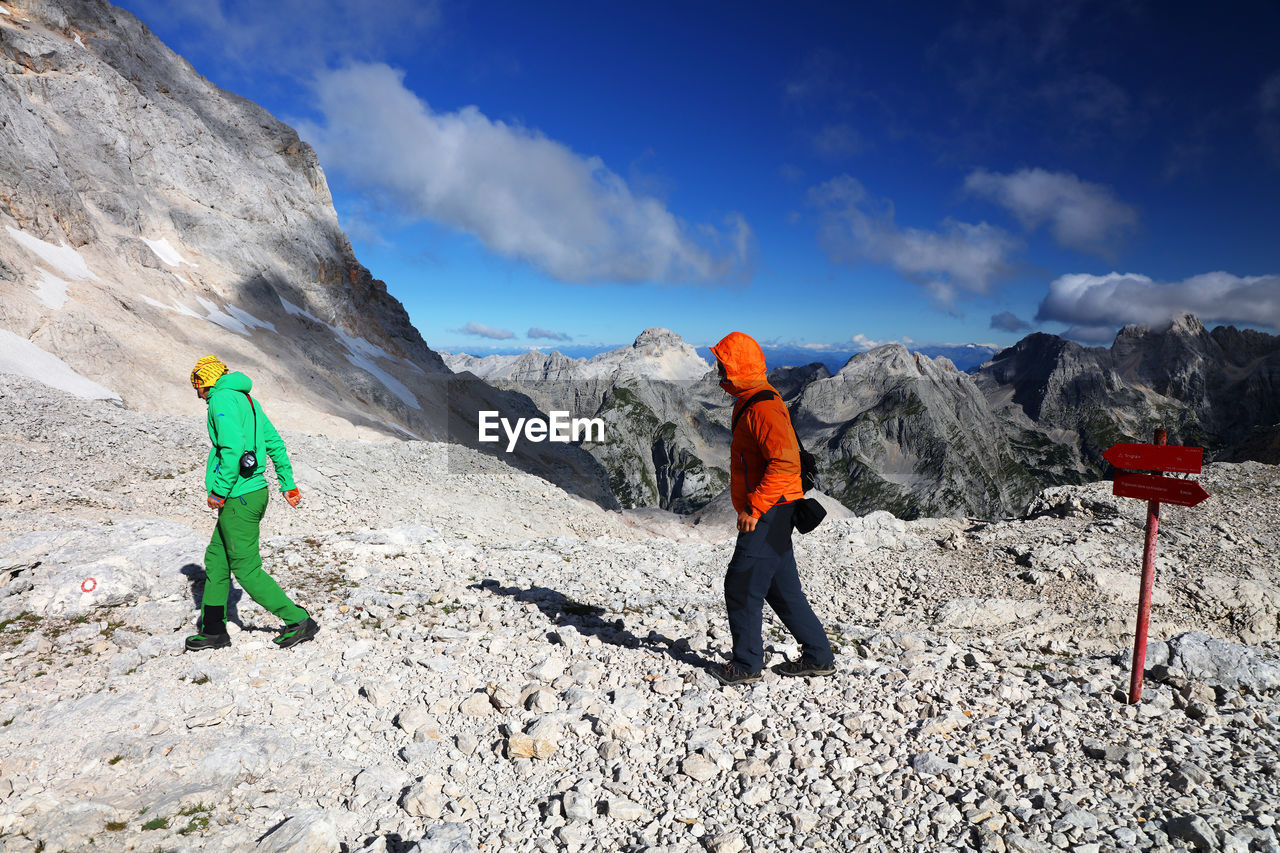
[1,373,1278,853]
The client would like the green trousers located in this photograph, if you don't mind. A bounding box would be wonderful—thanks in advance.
[201,488,307,625]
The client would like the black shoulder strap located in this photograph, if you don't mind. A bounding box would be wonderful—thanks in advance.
[243,392,258,448]
[731,389,777,434]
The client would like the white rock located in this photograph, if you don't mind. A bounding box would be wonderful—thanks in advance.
[705,832,747,853]
[402,776,445,819]
[605,797,645,821]
[458,692,494,717]
[526,656,565,681]
[253,809,340,853]
[681,754,718,782]
[396,704,436,738]
[562,791,596,822]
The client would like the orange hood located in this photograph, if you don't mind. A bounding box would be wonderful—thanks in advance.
[710,331,768,396]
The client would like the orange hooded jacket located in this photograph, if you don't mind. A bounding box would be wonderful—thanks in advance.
[710,331,804,518]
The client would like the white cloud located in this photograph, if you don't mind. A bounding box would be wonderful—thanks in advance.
[810,176,1018,308]
[850,333,890,350]
[779,164,806,183]
[1036,270,1280,342]
[458,322,515,340]
[300,63,754,285]
[528,328,572,342]
[964,168,1136,255]
[1036,73,1133,133]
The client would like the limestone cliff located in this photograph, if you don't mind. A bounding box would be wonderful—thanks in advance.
[0,0,616,506]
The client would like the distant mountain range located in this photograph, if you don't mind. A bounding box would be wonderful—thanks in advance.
[447,316,1280,519]
[705,343,1000,374]
[441,341,1001,375]
[446,329,728,512]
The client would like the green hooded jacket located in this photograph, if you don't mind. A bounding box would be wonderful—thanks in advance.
[204,372,297,499]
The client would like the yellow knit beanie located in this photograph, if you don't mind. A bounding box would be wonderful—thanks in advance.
[190,355,228,391]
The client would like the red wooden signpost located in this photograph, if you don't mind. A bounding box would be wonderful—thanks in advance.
[1103,442,1203,474]
[1108,429,1209,704]
[1112,472,1210,507]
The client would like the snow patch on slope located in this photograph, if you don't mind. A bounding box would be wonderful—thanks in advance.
[142,237,193,268]
[5,227,103,308]
[32,269,72,310]
[141,295,276,337]
[5,227,99,281]
[281,297,421,409]
[0,329,121,402]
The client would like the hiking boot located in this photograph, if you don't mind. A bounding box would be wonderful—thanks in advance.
[185,631,231,652]
[274,616,319,649]
[711,663,763,686]
[774,658,837,678]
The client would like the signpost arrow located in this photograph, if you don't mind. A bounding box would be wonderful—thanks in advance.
[1112,471,1210,507]
[1103,442,1203,473]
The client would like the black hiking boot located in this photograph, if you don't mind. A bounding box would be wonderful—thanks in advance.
[186,605,230,652]
[185,631,231,652]
[774,658,837,677]
[274,615,319,649]
[711,663,763,686]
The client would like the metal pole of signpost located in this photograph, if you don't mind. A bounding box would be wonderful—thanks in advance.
[1128,428,1167,704]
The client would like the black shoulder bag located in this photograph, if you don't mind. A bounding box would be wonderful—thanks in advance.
[731,390,827,534]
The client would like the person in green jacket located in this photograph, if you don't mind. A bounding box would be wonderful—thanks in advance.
[185,355,319,652]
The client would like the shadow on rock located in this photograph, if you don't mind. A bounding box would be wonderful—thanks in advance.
[179,562,246,628]
[476,581,712,670]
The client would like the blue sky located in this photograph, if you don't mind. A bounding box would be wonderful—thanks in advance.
[117,0,1280,359]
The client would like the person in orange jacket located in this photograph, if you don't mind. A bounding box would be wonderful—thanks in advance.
[707,331,835,685]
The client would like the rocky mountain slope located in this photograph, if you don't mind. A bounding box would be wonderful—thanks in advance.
[976,313,1280,471]
[0,0,614,507]
[2,372,1279,853]
[790,345,1050,520]
[796,313,1280,520]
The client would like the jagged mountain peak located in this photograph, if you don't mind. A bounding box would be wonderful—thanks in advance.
[579,329,708,381]
[1115,312,1210,345]
[1166,312,1208,335]
[833,343,963,380]
[443,329,711,384]
[632,327,685,348]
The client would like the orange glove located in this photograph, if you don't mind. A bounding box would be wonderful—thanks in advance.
[284,488,301,508]
[208,493,225,510]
